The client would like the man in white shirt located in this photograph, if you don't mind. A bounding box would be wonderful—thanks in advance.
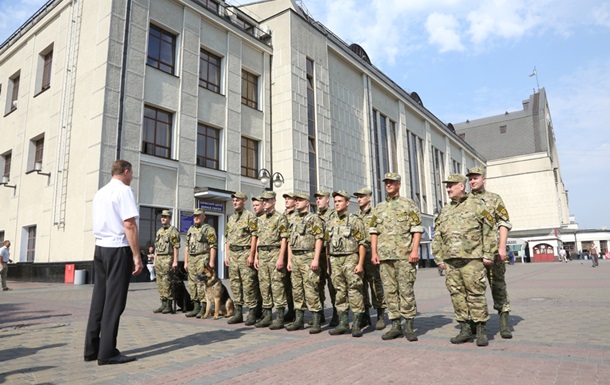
[84,160,143,365]
[0,240,12,291]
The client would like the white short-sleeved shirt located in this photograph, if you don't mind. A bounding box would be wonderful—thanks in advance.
[92,178,139,248]
[0,246,10,262]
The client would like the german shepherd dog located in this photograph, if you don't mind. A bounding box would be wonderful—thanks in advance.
[196,266,234,319]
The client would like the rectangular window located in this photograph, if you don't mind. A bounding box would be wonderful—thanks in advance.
[147,24,176,74]
[26,225,37,262]
[241,137,259,178]
[199,48,221,93]
[500,125,507,134]
[197,123,220,169]
[193,0,219,13]
[379,113,389,176]
[407,132,421,208]
[10,76,19,112]
[35,138,44,165]
[372,109,382,202]
[432,146,445,212]
[3,152,11,180]
[306,58,318,198]
[241,70,259,109]
[143,105,172,159]
[41,51,53,91]
[452,159,461,174]
[389,120,398,173]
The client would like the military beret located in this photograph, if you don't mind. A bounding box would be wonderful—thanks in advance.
[161,209,172,217]
[294,193,311,201]
[193,208,204,216]
[262,191,277,200]
[332,190,351,199]
[382,172,401,182]
[442,174,467,184]
[231,191,248,200]
[466,166,486,176]
[354,188,372,196]
[313,190,330,197]
[282,192,295,198]
[251,195,263,202]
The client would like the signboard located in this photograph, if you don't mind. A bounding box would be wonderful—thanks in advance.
[199,201,224,213]
[179,210,194,233]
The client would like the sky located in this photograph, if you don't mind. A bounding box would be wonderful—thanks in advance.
[1,0,609,229]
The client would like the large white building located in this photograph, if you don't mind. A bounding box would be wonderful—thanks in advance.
[0,0,485,281]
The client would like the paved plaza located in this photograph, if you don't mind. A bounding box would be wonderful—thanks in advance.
[1,261,609,385]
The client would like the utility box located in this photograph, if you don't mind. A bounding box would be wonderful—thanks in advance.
[64,264,75,283]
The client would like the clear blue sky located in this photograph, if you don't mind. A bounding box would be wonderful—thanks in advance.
[2,0,609,229]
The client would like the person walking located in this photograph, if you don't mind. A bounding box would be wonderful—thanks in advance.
[0,240,13,291]
[590,243,599,267]
[84,160,143,365]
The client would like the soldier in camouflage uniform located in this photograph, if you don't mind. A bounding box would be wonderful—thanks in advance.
[282,192,297,323]
[153,210,180,314]
[370,173,423,341]
[286,193,325,334]
[184,208,217,318]
[225,192,259,325]
[354,188,386,330]
[467,167,513,339]
[253,191,290,329]
[432,174,493,347]
[314,191,338,326]
[325,191,367,337]
[252,195,265,217]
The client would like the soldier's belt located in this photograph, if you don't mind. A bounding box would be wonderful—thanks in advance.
[291,250,313,255]
[258,245,280,251]
[156,254,171,257]
[445,258,478,267]
[329,252,355,257]
[229,245,250,252]
[188,252,208,257]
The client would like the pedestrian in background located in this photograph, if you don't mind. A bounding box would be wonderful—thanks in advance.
[0,240,13,291]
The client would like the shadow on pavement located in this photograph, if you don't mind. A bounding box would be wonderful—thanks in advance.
[0,310,73,326]
[0,367,56,384]
[485,313,524,341]
[414,314,454,335]
[0,343,65,361]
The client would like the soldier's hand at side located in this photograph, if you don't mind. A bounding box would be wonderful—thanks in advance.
[209,260,215,269]
[254,258,259,270]
[372,253,380,265]
[276,259,284,270]
[224,258,229,267]
[172,261,178,269]
[408,251,419,264]
[310,260,319,271]
[497,249,507,263]
[247,255,254,267]
[354,264,363,274]
[287,260,292,272]
[483,258,494,267]
[184,262,188,271]
[438,263,446,270]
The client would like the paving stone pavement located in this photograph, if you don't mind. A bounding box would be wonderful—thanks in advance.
[1,260,609,385]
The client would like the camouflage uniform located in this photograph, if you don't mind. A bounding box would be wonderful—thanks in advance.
[472,189,512,313]
[316,207,337,316]
[432,194,492,324]
[257,210,290,309]
[226,209,258,309]
[282,208,297,317]
[185,223,217,303]
[370,196,424,321]
[154,224,180,300]
[325,210,366,314]
[289,212,325,312]
[356,206,384,310]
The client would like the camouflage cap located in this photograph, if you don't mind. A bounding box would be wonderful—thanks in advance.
[332,190,351,199]
[251,195,263,202]
[282,192,295,198]
[294,193,311,201]
[262,190,277,200]
[466,166,486,176]
[193,208,204,216]
[161,209,172,217]
[313,190,330,198]
[231,191,248,200]
[442,174,467,184]
[382,172,401,182]
[353,187,372,196]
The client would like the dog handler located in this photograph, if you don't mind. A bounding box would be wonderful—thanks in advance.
[153,210,180,314]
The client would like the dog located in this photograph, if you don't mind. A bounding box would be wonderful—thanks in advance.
[172,267,193,313]
[196,266,234,319]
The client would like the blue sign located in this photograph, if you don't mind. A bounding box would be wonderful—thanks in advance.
[179,210,194,233]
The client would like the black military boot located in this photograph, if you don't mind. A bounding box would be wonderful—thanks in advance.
[352,313,363,338]
[269,307,285,330]
[450,321,473,344]
[162,299,174,314]
[309,311,322,334]
[255,309,273,328]
[244,307,257,326]
[195,301,206,318]
[468,320,477,335]
[329,311,349,335]
[361,308,371,328]
[185,301,200,318]
[255,301,263,319]
[375,308,386,330]
[284,305,295,323]
[328,307,338,327]
[286,310,304,331]
[381,319,403,340]
[499,312,513,339]
[404,318,418,341]
[476,322,489,346]
[227,305,243,324]
[153,298,166,314]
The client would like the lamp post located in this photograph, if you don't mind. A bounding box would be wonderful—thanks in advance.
[258,168,284,191]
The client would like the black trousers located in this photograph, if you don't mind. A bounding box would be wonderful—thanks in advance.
[84,246,133,360]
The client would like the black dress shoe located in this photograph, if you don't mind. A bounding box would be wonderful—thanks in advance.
[84,355,97,362]
[97,354,136,365]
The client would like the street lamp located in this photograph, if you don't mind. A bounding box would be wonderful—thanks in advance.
[0,176,16,190]
[258,168,284,190]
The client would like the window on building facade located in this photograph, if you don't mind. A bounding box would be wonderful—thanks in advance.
[452,159,461,174]
[500,125,507,134]
[193,0,219,13]
[407,132,421,209]
[241,70,259,109]
[232,16,256,36]
[306,58,318,198]
[2,152,11,180]
[199,48,221,93]
[41,50,53,91]
[379,113,390,175]
[372,109,382,202]
[139,206,167,250]
[197,123,220,169]
[241,136,259,178]
[26,225,37,262]
[389,120,398,173]
[0,231,4,243]
[10,75,19,112]
[432,146,445,213]
[34,138,44,166]
[143,105,172,159]
[147,24,176,74]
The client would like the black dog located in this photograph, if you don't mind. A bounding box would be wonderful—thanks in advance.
[172,267,193,313]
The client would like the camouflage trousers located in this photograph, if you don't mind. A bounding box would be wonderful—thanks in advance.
[379,259,417,320]
[290,252,321,312]
[445,258,489,323]
[363,250,384,309]
[329,254,365,313]
[154,254,174,300]
[486,261,511,313]
[187,254,209,303]
[318,252,337,308]
[257,249,287,309]
[228,249,258,309]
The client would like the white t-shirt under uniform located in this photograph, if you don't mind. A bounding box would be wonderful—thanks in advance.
[92,178,139,248]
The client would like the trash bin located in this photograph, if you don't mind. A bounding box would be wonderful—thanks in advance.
[65,264,75,283]
[74,270,87,285]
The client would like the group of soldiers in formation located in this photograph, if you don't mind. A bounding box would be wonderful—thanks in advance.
[149,166,513,346]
